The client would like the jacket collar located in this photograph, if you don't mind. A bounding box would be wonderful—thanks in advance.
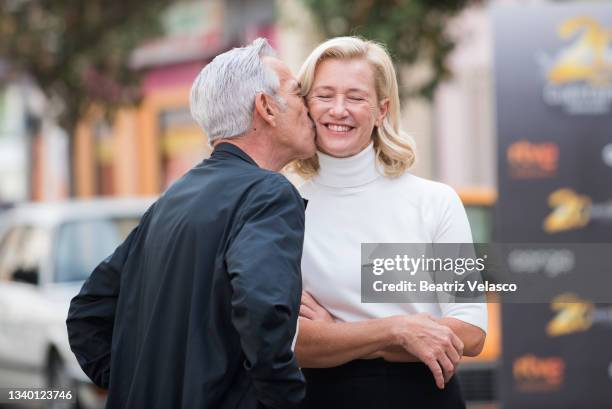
[213,142,308,208]
[212,142,258,167]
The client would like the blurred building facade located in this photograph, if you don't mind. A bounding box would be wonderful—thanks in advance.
[73,0,277,198]
[72,0,501,200]
[434,5,496,189]
[1,0,504,203]
[0,73,30,203]
[277,0,497,191]
[0,70,68,204]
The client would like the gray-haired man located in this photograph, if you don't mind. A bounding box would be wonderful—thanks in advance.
[67,39,315,409]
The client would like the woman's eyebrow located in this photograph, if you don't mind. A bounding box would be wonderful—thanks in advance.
[312,85,370,94]
[346,88,369,94]
[311,85,335,92]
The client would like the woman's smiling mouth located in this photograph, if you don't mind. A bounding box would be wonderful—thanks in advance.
[324,123,354,133]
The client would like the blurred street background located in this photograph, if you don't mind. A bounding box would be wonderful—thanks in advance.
[0,0,611,408]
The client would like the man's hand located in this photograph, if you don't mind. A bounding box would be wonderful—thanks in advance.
[386,313,463,389]
[299,291,335,322]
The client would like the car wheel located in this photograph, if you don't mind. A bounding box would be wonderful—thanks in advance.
[45,352,79,409]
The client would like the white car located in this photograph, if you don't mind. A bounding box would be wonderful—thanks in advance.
[0,197,154,409]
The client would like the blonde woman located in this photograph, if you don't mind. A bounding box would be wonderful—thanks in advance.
[294,37,487,409]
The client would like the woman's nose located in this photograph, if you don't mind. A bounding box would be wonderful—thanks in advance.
[329,96,348,117]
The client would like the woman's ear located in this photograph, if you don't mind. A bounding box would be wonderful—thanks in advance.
[254,92,277,127]
[376,98,390,127]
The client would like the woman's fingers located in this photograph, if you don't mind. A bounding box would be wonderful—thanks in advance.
[301,291,319,308]
[438,352,455,383]
[450,331,464,357]
[445,341,461,367]
[423,356,445,390]
[301,291,335,322]
[299,304,316,320]
[389,314,463,388]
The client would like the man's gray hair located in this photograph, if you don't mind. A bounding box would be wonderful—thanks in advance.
[190,38,282,143]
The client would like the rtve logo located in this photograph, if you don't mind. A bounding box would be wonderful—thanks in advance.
[513,354,566,392]
[507,140,559,179]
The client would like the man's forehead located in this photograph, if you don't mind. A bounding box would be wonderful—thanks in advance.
[263,56,294,83]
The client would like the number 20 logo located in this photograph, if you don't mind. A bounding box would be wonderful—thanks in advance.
[547,17,612,86]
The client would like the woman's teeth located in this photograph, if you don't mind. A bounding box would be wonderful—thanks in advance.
[327,124,352,132]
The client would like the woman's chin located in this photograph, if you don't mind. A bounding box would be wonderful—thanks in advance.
[316,138,360,158]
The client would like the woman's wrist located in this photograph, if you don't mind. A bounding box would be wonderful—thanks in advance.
[381,315,405,348]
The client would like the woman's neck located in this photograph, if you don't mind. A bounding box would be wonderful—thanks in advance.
[314,142,382,188]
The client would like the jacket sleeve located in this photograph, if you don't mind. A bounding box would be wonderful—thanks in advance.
[226,174,306,409]
[65,224,140,389]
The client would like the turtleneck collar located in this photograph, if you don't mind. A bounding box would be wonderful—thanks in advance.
[313,142,382,188]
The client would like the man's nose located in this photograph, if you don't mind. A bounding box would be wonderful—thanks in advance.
[307,111,315,125]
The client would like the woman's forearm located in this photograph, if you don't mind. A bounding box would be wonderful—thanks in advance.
[376,346,418,362]
[296,312,466,389]
[438,317,485,357]
[295,318,395,368]
[374,317,485,363]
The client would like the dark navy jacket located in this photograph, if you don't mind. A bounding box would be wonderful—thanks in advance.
[67,143,306,409]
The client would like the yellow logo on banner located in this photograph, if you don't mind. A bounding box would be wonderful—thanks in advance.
[546,293,594,337]
[547,17,612,86]
[543,188,591,233]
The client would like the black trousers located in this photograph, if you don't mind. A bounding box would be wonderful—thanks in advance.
[299,359,466,409]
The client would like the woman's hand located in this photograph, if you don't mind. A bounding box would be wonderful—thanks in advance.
[299,291,335,322]
[386,313,463,389]
[294,293,469,390]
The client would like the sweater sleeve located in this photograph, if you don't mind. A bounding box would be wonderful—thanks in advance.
[433,184,488,333]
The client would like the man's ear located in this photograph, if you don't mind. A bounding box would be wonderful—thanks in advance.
[254,92,277,127]
[376,98,390,127]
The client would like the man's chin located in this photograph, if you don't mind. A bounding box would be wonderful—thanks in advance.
[297,153,316,161]
[296,146,317,160]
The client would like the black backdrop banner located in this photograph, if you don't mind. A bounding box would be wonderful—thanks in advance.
[493,3,612,409]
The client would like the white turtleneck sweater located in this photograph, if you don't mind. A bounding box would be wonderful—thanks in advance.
[299,143,488,332]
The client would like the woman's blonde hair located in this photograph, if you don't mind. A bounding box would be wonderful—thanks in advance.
[293,36,415,179]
